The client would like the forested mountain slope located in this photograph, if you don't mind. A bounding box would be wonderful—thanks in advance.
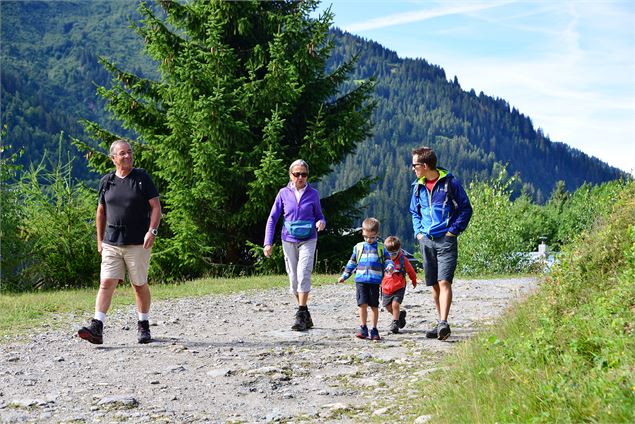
[318,30,626,246]
[1,2,626,248]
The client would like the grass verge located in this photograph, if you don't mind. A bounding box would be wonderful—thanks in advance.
[414,183,635,422]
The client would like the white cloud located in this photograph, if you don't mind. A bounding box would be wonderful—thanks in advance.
[345,1,513,32]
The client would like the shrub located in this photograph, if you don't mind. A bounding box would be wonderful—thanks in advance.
[2,147,98,291]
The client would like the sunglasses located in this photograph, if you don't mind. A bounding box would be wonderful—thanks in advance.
[388,250,400,256]
[291,172,308,178]
[411,163,425,168]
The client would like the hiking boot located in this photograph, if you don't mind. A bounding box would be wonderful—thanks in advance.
[398,310,407,329]
[137,320,152,344]
[370,327,381,341]
[291,310,308,331]
[389,320,400,334]
[355,325,369,339]
[437,321,451,341]
[305,309,314,329]
[78,319,103,345]
[425,322,439,339]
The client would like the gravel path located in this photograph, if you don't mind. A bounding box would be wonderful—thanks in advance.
[1,277,537,423]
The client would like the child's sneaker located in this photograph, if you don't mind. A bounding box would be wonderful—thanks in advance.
[398,310,407,328]
[355,325,369,339]
[370,327,381,341]
[389,320,399,334]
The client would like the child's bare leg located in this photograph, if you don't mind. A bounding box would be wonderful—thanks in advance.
[359,305,368,326]
[370,306,379,328]
[385,303,393,315]
[392,300,401,321]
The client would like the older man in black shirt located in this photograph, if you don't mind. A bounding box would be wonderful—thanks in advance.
[78,140,161,344]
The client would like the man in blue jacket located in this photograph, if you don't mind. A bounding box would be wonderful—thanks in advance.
[410,147,472,340]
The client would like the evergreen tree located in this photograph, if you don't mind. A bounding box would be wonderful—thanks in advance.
[72,0,375,278]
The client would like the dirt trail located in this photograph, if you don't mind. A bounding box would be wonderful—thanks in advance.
[1,277,537,423]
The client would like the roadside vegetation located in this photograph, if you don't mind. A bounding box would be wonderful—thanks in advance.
[417,181,635,423]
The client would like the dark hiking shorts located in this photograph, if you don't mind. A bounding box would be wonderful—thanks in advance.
[419,235,458,286]
[356,282,380,307]
[382,287,406,307]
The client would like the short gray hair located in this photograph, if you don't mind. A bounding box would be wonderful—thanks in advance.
[288,159,309,173]
[109,139,131,157]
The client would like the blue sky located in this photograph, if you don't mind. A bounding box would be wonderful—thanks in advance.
[315,0,635,174]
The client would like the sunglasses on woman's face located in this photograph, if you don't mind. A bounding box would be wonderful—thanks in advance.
[291,172,308,178]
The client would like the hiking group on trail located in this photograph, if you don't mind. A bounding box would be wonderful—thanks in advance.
[77,144,472,345]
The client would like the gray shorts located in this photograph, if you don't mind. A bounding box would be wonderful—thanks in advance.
[419,235,458,286]
[382,287,405,307]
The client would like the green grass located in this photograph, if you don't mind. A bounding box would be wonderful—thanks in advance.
[412,183,635,423]
[0,273,338,340]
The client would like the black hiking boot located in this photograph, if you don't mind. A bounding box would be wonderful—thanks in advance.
[389,320,400,334]
[291,310,308,331]
[137,320,152,344]
[398,310,407,329]
[78,319,103,345]
[305,309,314,329]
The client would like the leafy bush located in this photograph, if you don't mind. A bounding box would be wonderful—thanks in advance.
[544,180,626,249]
[458,170,630,276]
[0,136,26,288]
[459,170,531,274]
[1,145,99,291]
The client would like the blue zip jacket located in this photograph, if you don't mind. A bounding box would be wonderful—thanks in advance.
[410,167,472,239]
[340,241,394,284]
[264,182,325,246]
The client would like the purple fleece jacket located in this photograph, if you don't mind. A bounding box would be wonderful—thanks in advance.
[264,183,325,246]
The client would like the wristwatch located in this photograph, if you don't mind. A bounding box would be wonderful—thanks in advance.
[149,228,158,236]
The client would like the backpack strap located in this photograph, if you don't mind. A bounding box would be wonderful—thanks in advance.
[355,242,363,263]
[445,177,457,208]
[355,241,385,264]
[99,171,116,197]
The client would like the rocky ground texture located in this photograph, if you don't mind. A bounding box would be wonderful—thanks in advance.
[1,277,537,423]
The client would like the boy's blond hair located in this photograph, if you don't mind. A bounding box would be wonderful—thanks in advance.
[362,217,380,234]
[384,236,401,252]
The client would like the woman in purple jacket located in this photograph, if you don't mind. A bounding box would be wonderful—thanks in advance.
[264,159,326,331]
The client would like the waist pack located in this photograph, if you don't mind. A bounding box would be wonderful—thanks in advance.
[284,220,314,239]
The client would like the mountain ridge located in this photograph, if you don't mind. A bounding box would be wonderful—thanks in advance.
[1,1,627,247]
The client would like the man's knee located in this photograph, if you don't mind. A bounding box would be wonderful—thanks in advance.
[99,279,119,290]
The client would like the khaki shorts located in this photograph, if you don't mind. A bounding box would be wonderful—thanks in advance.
[101,243,152,286]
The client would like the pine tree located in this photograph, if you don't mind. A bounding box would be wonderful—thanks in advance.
[72,0,375,277]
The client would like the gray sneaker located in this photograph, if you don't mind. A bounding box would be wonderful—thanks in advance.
[437,321,451,341]
[389,320,399,334]
[425,322,439,339]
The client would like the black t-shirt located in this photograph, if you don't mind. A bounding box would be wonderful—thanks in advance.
[98,168,160,246]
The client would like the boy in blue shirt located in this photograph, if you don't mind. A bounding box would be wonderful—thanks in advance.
[338,218,394,341]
